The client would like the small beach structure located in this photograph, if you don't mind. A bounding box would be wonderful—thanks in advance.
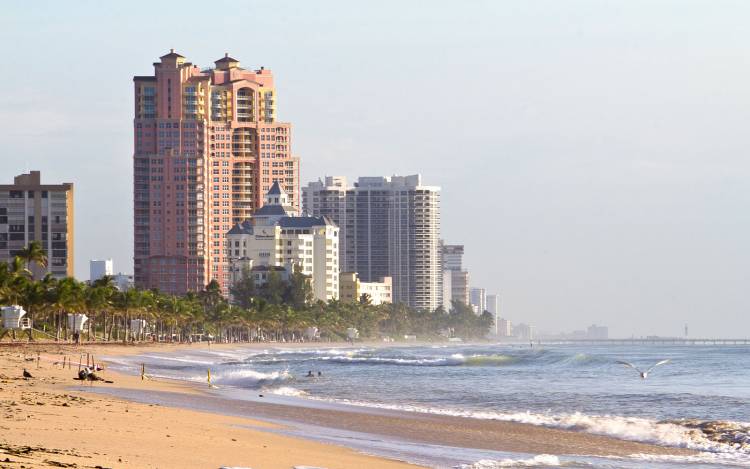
[304,326,320,341]
[0,305,32,341]
[130,319,149,336]
[346,327,359,340]
[67,313,88,332]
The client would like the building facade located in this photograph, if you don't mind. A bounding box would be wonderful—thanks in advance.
[339,272,392,305]
[0,171,74,279]
[497,318,513,337]
[303,175,441,311]
[440,243,469,306]
[133,50,300,295]
[486,293,499,335]
[113,273,135,291]
[513,323,535,341]
[227,183,339,302]
[90,259,113,282]
[470,287,487,313]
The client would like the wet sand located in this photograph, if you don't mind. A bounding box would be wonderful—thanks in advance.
[0,342,696,468]
[0,343,419,469]
[87,385,696,458]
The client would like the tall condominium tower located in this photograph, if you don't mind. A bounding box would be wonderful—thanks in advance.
[133,50,300,295]
[303,175,441,311]
[0,171,74,279]
[469,287,487,313]
[440,243,469,306]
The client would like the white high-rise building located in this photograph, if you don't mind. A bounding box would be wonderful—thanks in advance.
[497,318,512,337]
[113,273,135,291]
[227,182,340,302]
[303,175,441,311]
[440,243,469,307]
[90,259,114,282]
[470,287,487,313]
[486,294,499,335]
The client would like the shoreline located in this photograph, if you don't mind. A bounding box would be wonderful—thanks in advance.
[1,342,697,468]
[0,342,421,469]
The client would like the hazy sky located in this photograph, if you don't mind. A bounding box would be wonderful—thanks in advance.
[2,1,748,337]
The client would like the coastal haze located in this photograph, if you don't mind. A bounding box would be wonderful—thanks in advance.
[1,1,749,337]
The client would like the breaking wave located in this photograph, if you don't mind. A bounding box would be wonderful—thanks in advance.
[297,396,750,462]
[206,368,292,388]
[458,455,563,468]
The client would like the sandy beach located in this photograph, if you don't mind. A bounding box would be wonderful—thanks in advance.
[0,342,696,468]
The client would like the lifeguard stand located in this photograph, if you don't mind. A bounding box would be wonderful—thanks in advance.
[67,314,88,332]
[130,319,148,340]
[67,313,88,343]
[304,326,320,341]
[0,305,33,341]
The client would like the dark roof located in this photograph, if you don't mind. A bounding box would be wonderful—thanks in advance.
[160,50,185,59]
[255,204,289,216]
[133,76,157,82]
[227,220,253,235]
[279,216,336,228]
[267,181,282,195]
[215,53,240,64]
[251,265,287,272]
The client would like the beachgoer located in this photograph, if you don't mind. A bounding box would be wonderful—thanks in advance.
[317,371,322,377]
[306,370,314,377]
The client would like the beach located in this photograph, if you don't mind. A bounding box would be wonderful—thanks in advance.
[0,341,704,468]
[0,342,420,469]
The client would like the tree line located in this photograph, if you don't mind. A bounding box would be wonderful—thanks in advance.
[0,242,494,342]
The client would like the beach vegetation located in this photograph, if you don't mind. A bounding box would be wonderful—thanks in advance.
[0,252,493,343]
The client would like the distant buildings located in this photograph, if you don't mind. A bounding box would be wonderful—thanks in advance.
[303,175,441,311]
[513,323,535,341]
[470,287,487,314]
[587,324,609,340]
[0,171,74,279]
[497,318,513,337]
[440,243,469,307]
[227,183,339,302]
[486,294,498,315]
[543,324,610,341]
[90,259,113,282]
[486,294,499,334]
[112,273,135,291]
[133,50,301,296]
[339,272,392,305]
[89,259,134,291]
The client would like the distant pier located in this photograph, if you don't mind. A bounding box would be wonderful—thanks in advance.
[535,338,750,345]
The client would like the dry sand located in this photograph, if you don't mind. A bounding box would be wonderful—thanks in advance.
[0,342,696,468]
[0,342,419,469]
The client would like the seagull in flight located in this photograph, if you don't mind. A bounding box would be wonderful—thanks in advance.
[617,359,671,379]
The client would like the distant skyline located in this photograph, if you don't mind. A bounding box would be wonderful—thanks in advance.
[2,1,749,337]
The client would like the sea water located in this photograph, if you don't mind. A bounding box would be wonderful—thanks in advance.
[106,344,750,468]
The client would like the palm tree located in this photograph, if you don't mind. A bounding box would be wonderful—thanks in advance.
[17,241,48,279]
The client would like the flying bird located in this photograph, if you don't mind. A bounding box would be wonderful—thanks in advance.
[23,369,33,379]
[617,359,671,379]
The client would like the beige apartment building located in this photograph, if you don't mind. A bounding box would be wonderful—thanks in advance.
[339,272,392,305]
[0,171,74,278]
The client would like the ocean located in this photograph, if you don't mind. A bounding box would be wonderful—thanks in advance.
[105,343,750,468]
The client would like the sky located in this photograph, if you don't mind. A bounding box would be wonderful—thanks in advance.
[1,1,749,338]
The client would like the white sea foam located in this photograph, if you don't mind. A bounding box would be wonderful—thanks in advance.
[139,354,216,365]
[295,396,750,462]
[457,455,562,468]
[212,368,292,387]
[319,353,466,366]
[269,386,308,397]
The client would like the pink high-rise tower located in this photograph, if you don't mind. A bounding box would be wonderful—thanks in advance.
[133,50,300,295]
